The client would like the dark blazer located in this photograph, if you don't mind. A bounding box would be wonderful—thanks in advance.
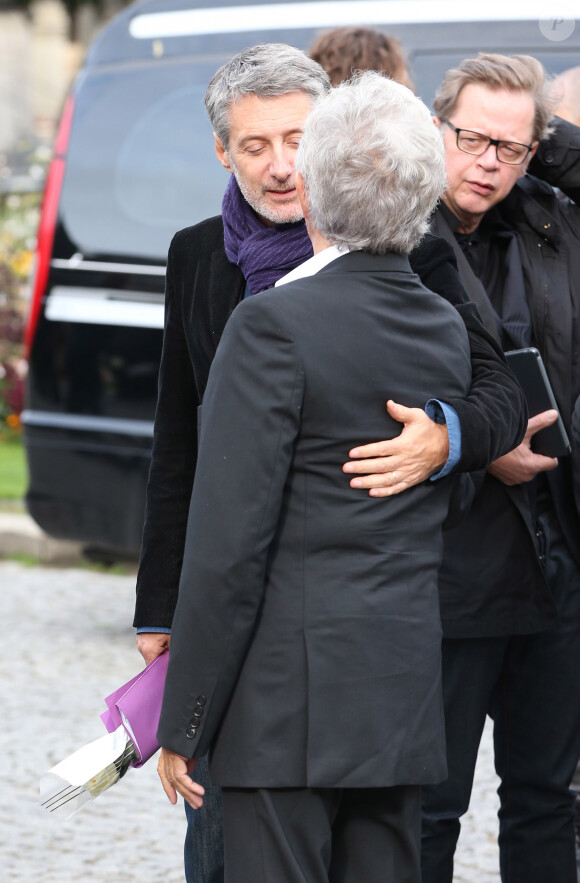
[158,250,473,788]
[134,220,526,631]
[431,118,580,638]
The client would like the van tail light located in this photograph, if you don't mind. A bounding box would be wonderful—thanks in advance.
[24,93,75,355]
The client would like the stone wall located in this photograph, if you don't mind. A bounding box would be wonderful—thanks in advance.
[0,0,124,152]
[0,10,34,151]
[30,0,82,142]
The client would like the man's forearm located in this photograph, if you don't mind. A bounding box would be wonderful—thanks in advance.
[425,400,461,479]
[134,242,199,631]
[449,303,527,472]
[134,468,194,629]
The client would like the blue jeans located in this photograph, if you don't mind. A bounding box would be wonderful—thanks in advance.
[421,508,580,883]
[184,754,224,883]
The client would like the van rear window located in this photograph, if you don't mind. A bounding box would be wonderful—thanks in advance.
[60,60,230,261]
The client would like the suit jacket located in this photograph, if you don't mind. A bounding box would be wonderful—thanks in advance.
[157,250,472,788]
[133,220,526,631]
[431,117,580,637]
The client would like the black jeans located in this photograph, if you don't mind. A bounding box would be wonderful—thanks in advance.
[422,509,580,883]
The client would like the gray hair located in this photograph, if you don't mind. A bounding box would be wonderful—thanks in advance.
[550,65,580,126]
[296,71,446,254]
[204,43,331,150]
[433,54,554,142]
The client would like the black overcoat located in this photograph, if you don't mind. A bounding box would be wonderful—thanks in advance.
[433,117,580,638]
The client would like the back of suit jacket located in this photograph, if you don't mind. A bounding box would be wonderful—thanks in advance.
[158,250,472,789]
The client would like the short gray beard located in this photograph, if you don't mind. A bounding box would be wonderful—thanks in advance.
[231,165,303,225]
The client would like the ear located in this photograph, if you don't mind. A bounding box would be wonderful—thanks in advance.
[296,172,309,220]
[214,133,233,173]
[520,141,539,178]
[433,116,442,129]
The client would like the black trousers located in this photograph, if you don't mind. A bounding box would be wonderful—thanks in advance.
[220,784,422,883]
[422,507,580,883]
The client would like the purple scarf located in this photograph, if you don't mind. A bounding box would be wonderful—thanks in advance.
[222,176,313,294]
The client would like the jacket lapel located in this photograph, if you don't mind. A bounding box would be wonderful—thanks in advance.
[431,209,502,344]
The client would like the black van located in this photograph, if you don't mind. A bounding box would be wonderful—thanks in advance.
[23,0,580,556]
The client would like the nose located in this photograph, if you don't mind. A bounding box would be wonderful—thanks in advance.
[268,144,294,180]
[476,142,500,170]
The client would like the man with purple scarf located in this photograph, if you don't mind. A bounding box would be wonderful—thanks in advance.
[133,44,526,883]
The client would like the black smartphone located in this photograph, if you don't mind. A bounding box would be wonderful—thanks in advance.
[505,348,571,458]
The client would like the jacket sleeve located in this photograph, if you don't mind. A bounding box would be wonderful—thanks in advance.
[157,296,304,759]
[410,234,527,472]
[133,234,199,629]
[527,116,580,204]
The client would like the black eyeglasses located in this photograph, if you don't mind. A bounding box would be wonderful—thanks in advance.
[442,120,533,165]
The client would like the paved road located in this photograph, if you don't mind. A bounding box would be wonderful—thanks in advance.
[1,560,501,882]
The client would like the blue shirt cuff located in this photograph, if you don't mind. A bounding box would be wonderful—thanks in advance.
[135,627,172,634]
[425,400,462,480]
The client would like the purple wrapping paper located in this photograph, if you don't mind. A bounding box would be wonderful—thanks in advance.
[100,651,169,767]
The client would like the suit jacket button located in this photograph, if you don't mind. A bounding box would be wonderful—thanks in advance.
[193,707,203,718]
[186,725,198,739]
[195,695,207,706]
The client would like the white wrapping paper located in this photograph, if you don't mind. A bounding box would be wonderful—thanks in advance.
[40,725,136,819]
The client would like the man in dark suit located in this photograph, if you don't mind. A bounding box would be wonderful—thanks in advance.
[134,44,527,883]
[156,70,477,883]
[349,53,580,882]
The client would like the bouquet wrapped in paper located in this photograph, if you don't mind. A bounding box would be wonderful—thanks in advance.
[40,651,169,819]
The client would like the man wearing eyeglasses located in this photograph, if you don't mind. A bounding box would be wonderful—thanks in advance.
[402,53,580,883]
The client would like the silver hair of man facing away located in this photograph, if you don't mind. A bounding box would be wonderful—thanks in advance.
[204,43,331,150]
[296,71,446,255]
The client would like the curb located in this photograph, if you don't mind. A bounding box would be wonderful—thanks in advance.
[0,511,84,564]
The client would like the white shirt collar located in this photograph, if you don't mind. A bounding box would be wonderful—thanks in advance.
[275,244,347,287]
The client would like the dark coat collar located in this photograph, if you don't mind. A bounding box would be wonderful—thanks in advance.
[316,249,413,276]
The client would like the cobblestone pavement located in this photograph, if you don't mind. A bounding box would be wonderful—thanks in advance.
[2,560,501,882]
[454,727,501,882]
